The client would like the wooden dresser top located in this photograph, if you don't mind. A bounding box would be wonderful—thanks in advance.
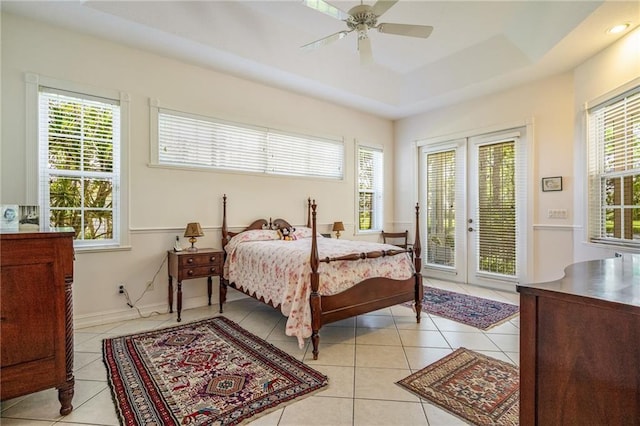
[517,255,640,310]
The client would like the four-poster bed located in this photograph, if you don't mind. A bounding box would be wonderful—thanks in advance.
[219,195,423,359]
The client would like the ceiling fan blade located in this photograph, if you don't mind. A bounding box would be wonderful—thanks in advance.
[377,23,433,38]
[301,30,351,51]
[302,0,350,21]
[371,0,398,17]
[358,35,373,65]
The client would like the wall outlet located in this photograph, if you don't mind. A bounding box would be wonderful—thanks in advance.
[547,209,568,219]
[118,284,125,294]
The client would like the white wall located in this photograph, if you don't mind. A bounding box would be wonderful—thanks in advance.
[572,27,640,263]
[0,13,395,327]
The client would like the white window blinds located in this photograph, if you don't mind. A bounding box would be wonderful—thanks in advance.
[588,86,640,246]
[426,149,456,267]
[157,109,344,179]
[39,87,120,245]
[476,140,517,275]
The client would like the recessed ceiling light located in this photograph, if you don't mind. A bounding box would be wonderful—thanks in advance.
[607,23,630,34]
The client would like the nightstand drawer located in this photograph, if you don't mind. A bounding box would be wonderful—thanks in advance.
[183,265,222,279]
[179,253,221,268]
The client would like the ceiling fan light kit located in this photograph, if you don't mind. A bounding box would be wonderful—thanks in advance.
[301,0,433,64]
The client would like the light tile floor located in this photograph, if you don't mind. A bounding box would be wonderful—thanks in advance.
[0,279,520,426]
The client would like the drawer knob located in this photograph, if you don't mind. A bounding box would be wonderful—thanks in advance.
[210,267,216,273]
[187,258,194,264]
[187,269,194,276]
[210,256,216,262]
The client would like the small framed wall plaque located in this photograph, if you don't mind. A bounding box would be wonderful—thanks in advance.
[542,176,562,192]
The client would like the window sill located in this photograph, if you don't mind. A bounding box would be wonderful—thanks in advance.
[356,230,382,236]
[74,245,132,254]
[587,239,640,254]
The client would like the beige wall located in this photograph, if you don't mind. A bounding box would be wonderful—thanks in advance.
[395,73,575,284]
[572,27,640,263]
[2,11,638,325]
[0,13,395,326]
[395,26,640,284]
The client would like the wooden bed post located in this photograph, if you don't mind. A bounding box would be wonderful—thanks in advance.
[222,194,229,248]
[309,200,321,360]
[414,202,423,323]
[306,197,311,228]
[219,194,228,313]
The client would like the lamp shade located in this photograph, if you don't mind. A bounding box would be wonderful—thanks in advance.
[184,222,204,238]
[332,221,345,232]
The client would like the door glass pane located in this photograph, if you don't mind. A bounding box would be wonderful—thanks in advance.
[426,150,455,267]
[477,141,516,275]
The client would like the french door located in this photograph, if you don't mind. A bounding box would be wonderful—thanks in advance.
[420,128,527,291]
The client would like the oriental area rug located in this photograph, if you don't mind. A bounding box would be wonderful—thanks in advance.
[403,287,519,330]
[103,316,328,425]
[397,348,519,426]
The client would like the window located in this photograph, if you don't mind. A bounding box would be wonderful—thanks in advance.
[588,85,640,248]
[39,88,121,247]
[357,145,383,232]
[154,108,343,179]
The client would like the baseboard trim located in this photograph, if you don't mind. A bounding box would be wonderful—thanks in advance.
[74,291,251,329]
[74,295,210,329]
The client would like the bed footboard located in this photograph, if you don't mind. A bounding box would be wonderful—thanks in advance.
[308,201,423,359]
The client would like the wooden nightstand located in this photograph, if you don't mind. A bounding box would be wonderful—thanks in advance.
[167,248,223,322]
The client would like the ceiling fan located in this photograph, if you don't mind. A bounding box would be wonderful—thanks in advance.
[301,0,433,64]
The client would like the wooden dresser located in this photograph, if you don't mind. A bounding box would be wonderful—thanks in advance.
[517,255,640,425]
[0,231,75,415]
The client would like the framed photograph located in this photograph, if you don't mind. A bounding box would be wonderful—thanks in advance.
[1,204,20,231]
[542,176,562,192]
[19,205,40,232]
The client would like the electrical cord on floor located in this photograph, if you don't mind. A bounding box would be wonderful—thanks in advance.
[122,256,168,319]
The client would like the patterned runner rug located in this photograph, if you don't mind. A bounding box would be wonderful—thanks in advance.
[397,348,519,425]
[404,286,519,330]
[103,316,328,425]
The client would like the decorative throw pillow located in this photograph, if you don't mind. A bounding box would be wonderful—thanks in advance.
[292,226,322,239]
[225,229,281,254]
[261,222,279,230]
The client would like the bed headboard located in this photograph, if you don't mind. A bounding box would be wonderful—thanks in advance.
[221,194,307,248]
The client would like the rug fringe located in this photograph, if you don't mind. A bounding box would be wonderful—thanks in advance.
[480,311,519,330]
[235,384,328,426]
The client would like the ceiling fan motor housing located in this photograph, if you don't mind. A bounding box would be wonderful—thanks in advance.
[346,5,378,30]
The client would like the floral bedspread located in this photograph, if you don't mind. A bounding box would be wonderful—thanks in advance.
[223,229,415,347]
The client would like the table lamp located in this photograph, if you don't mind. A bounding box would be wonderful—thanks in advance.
[332,221,345,239]
[184,222,204,251]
